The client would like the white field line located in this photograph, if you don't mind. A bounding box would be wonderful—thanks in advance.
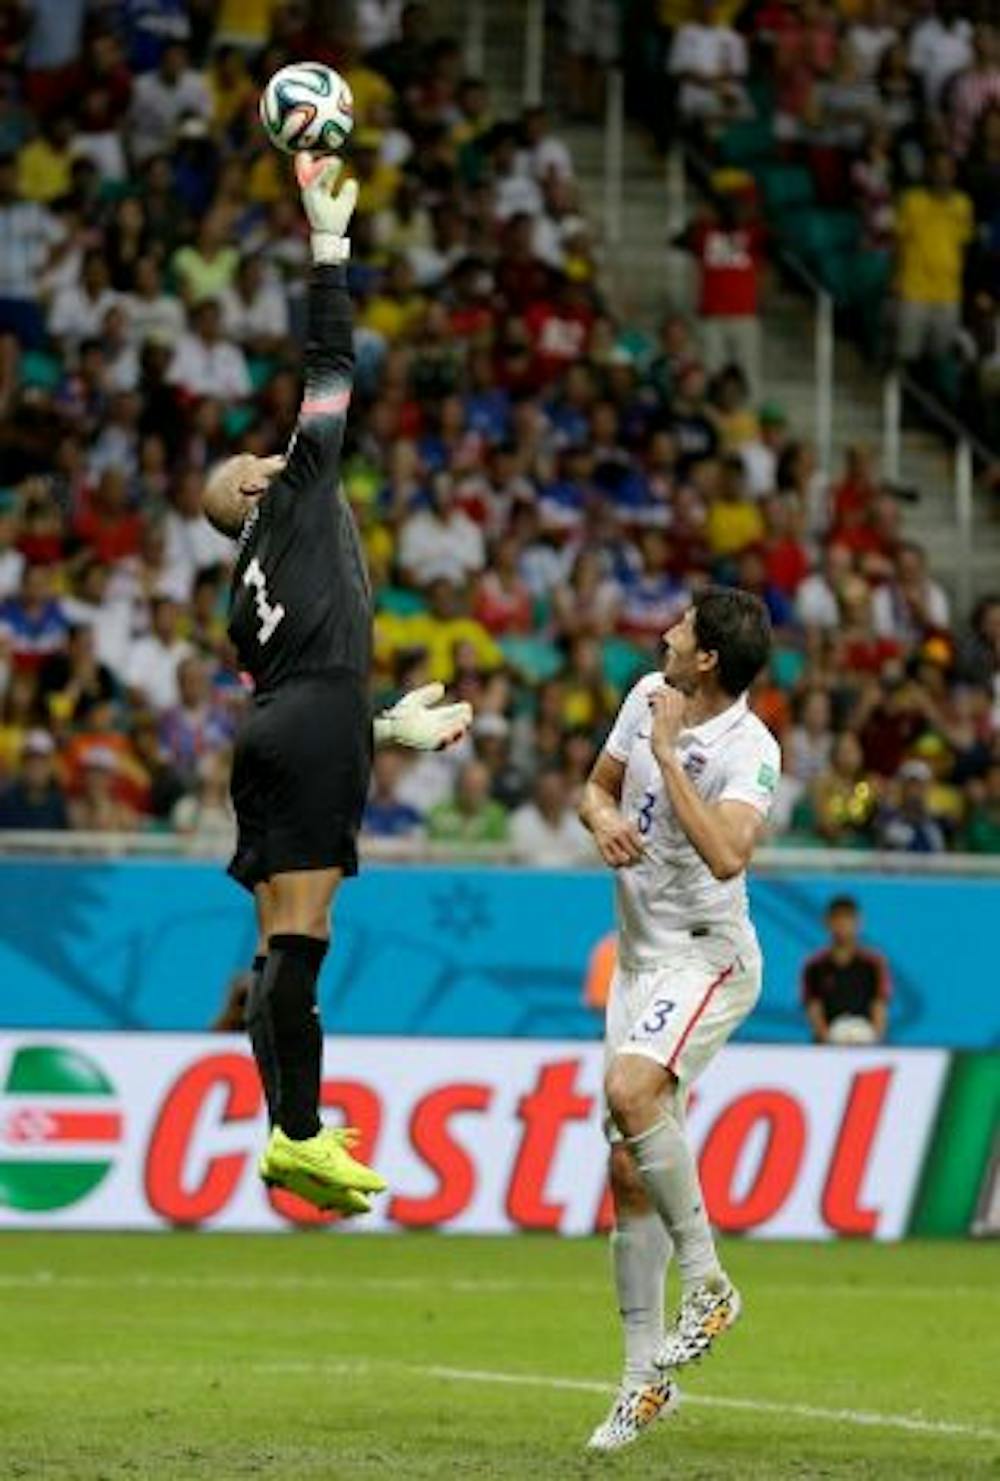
[0,1345,996,1445]
[416,1363,1000,1443]
[0,1270,998,1301]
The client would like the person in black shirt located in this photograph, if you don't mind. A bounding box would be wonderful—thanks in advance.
[202,154,470,1215]
[801,896,891,1045]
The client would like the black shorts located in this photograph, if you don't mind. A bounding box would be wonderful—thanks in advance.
[228,669,372,894]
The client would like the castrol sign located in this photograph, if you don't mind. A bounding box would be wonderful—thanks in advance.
[0,1035,951,1238]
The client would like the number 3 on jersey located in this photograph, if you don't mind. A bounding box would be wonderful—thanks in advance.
[636,789,656,835]
[243,556,285,645]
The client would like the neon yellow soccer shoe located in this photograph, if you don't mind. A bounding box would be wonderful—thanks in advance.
[259,1125,387,1213]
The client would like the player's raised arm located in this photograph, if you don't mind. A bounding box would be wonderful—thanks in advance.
[280,152,358,489]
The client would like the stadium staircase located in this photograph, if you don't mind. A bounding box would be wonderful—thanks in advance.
[448,0,1000,604]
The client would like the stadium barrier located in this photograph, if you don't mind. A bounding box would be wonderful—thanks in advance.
[0,1033,994,1237]
[0,851,998,1046]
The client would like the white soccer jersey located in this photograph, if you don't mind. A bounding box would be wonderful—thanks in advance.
[605,672,781,966]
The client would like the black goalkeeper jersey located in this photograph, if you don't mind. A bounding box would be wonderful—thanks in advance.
[228,264,372,693]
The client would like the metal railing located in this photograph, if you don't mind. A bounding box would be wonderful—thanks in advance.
[882,368,996,616]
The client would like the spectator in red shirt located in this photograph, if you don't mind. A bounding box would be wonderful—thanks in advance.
[681,190,765,395]
[832,573,902,676]
[495,213,551,315]
[762,495,810,596]
[73,467,143,564]
[832,442,881,526]
[524,273,595,386]
[472,534,533,636]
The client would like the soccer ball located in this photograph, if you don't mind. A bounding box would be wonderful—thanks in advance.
[827,1015,878,1046]
[259,62,354,155]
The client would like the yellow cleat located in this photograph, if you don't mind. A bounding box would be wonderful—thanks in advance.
[258,1125,387,1212]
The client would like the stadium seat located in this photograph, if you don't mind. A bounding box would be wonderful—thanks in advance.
[601,636,649,691]
[757,164,815,213]
[718,118,775,168]
[376,587,427,616]
[498,635,564,683]
[18,350,62,391]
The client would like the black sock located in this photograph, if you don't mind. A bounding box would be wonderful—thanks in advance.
[245,954,277,1124]
[261,933,328,1140]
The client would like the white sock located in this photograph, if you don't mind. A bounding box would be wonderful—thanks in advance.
[626,1106,723,1295]
[610,1210,672,1388]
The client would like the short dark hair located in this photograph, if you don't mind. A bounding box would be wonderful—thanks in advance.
[692,586,771,697]
[826,895,859,917]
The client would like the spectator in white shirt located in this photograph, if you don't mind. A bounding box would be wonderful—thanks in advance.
[908,1,973,108]
[510,765,595,866]
[162,467,232,597]
[872,542,951,644]
[96,304,140,394]
[669,0,751,127]
[520,106,575,185]
[167,298,251,401]
[127,256,185,348]
[128,42,212,165]
[796,544,854,631]
[0,496,25,601]
[0,154,65,347]
[491,129,544,220]
[398,473,486,587]
[846,0,896,80]
[123,594,193,711]
[61,557,133,679]
[48,250,121,354]
[220,256,290,356]
[357,0,404,52]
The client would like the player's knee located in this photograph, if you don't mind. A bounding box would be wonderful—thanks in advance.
[605,1058,656,1136]
[609,1143,649,1214]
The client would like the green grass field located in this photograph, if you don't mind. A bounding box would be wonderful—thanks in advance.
[1,1233,997,1480]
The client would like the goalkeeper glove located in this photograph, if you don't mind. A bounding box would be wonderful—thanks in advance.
[295,151,358,265]
[374,684,473,751]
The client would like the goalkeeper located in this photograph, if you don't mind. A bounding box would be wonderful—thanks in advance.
[202,154,471,1215]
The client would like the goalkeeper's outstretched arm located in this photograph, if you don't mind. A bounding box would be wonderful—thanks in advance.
[280,153,358,493]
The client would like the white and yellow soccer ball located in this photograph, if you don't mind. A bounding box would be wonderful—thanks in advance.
[259,62,354,155]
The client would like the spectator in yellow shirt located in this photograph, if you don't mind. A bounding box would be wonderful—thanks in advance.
[350,131,401,217]
[706,454,765,557]
[209,47,256,137]
[359,255,426,342]
[17,116,73,203]
[344,58,395,130]
[895,150,973,363]
[376,578,503,684]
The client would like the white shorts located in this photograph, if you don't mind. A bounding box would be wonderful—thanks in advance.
[604,928,761,1142]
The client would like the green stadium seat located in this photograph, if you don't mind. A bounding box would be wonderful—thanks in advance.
[222,405,255,439]
[18,349,62,391]
[601,636,648,691]
[758,164,815,213]
[247,356,276,392]
[718,118,775,168]
[499,635,563,683]
[776,207,860,267]
[377,587,427,617]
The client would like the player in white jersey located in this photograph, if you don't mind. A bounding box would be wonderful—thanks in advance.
[579,587,780,1453]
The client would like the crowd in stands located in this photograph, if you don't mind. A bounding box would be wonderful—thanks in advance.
[615,1,1000,446]
[0,0,997,864]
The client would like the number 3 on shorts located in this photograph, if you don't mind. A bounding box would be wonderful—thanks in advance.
[632,995,675,1039]
[636,789,655,835]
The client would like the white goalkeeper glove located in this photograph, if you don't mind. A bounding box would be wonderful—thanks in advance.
[374,684,473,752]
[295,151,358,265]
